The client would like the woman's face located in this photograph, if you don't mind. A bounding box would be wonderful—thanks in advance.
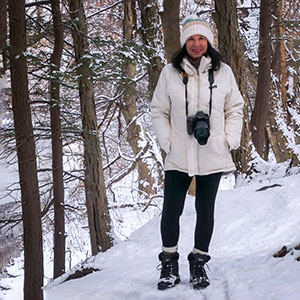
[186,35,208,59]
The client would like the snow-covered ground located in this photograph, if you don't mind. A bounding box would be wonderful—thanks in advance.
[41,168,300,300]
[1,166,300,300]
[0,156,18,205]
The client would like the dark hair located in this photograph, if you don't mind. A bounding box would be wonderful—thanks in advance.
[171,42,223,73]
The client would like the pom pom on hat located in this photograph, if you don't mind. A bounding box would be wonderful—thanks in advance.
[180,14,214,47]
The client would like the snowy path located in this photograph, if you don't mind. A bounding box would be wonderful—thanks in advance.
[42,173,300,299]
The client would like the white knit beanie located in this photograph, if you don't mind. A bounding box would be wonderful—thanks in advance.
[180,14,214,47]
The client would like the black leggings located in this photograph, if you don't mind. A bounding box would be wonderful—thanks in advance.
[161,170,222,252]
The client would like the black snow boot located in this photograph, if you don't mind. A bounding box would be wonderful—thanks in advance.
[188,252,211,289]
[157,251,181,290]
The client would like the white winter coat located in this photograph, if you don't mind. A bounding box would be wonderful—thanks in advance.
[151,55,244,176]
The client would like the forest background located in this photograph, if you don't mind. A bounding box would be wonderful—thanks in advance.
[0,0,299,299]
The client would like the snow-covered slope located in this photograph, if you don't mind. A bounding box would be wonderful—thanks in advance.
[0,156,18,206]
[43,171,300,300]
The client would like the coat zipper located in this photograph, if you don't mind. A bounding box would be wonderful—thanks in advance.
[196,69,201,173]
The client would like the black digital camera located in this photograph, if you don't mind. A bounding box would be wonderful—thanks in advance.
[186,111,210,145]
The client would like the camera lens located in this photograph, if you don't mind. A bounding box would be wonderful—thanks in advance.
[194,121,210,145]
[195,127,208,137]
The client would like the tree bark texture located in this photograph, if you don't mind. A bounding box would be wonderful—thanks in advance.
[137,0,164,98]
[160,0,181,63]
[68,0,113,255]
[121,0,156,196]
[0,0,8,74]
[213,0,252,174]
[266,102,292,163]
[8,0,44,299]
[286,1,300,166]
[291,74,300,165]
[251,0,273,158]
[50,0,65,278]
[265,0,292,164]
[275,0,287,106]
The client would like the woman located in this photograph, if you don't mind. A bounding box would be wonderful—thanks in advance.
[151,15,244,290]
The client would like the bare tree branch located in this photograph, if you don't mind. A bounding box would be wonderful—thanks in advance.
[86,1,123,19]
[25,1,51,8]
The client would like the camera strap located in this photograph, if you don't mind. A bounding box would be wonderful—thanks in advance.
[182,68,215,117]
[182,72,189,117]
[208,68,215,116]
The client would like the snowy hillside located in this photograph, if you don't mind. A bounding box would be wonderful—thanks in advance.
[0,156,18,206]
[40,169,300,300]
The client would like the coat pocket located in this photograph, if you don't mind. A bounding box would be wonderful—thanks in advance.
[210,132,230,155]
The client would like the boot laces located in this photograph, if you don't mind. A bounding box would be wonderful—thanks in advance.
[157,259,176,278]
[193,261,209,279]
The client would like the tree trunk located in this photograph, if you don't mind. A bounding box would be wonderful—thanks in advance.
[271,0,287,105]
[266,105,292,163]
[50,0,65,278]
[276,0,287,107]
[68,0,113,255]
[8,1,44,299]
[137,0,164,98]
[0,0,8,75]
[251,0,273,159]
[266,0,296,164]
[291,70,300,166]
[160,0,181,63]
[264,0,287,163]
[137,0,164,189]
[121,0,156,196]
[213,0,252,174]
